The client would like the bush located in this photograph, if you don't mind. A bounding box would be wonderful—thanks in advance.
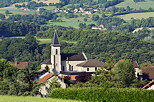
[51,87,154,102]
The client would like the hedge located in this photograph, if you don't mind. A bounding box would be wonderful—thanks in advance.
[51,87,154,102]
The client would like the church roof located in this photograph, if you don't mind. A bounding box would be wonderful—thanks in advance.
[76,59,105,67]
[61,53,86,61]
[51,30,60,46]
[41,53,86,64]
[42,59,51,64]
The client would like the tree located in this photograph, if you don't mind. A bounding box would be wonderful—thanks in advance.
[92,15,99,21]
[5,10,10,16]
[114,59,135,87]
[0,14,5,20]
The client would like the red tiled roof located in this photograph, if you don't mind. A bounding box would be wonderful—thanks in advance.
[36,73,53,83]
[142,80,154,89]
[142,66,154,79]
[10,62,28,69]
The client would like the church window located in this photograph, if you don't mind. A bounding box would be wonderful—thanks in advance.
[72,66,73,71]
[95,67,97,71]
[62,66,65,71]
[87,68,89,71]
[56,49,58,54]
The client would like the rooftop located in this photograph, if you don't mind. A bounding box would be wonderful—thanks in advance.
[76,59,105,67]
[10,62,28,69]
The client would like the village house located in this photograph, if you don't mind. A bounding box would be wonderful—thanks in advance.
[10,62,28,69]
[142,66,154,80]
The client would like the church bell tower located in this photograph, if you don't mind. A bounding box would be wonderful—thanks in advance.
[51,31,61,75]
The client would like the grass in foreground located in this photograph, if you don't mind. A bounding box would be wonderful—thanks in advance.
[0,95,79,102]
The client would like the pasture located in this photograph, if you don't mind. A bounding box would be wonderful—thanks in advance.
[32,0,60,4]
[116,0,154,10]
[117,12,154,20]
[0,5,37,15]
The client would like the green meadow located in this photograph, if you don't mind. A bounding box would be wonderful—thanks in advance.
[0,6,37,15]
[0,95,79,102]
[117,12,154,20]
[116,0,154,10]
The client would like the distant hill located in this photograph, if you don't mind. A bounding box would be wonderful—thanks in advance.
[116,0,154,10]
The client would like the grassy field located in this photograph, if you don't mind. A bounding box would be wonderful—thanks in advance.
[0,95,79,102]
[0,5,37,15]
[117,12,154,20]
[10,36,77,44]
[33,0,60,4]
[116,0,154,10]
[38,6,56,10]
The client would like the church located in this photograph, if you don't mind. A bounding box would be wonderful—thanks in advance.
[36,31,106,95]
[40,31,106,75]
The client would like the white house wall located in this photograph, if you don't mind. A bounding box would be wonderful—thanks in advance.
[148,85,154,90]
[41,64,52,70]
[61,61,85,71]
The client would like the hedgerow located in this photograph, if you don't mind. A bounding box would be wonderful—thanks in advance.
[51,87,154,102]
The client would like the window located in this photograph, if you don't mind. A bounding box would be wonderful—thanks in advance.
[87,68,89,71]
[56,49,58,54]
[62,66,65,71]
[72,66,73,71]
[95,67,97,71]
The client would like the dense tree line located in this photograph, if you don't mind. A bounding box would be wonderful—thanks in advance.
[0,59,42,95]
[15,1,47,9]
[0,0,31,8]
[116,17,154,32]
[37,28,154,63]
[0,35,43,61]
[7,9,58,24]
[0,21,40,37]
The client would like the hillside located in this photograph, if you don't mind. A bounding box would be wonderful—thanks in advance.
[116,0,154,10]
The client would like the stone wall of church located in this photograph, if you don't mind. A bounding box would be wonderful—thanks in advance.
[61,61,85,71]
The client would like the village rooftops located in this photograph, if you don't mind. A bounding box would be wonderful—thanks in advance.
[10,62,28,69]
[76,59,105,67]
[142,66,154,79]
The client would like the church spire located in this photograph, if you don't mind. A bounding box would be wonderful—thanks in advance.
[52,30,60,46]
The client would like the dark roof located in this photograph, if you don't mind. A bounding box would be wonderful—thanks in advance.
[51,30,60,46]
[36,73,53,83]
[142,66,154,79]
[42,53,86,64]
[132,61,139,68]
[76,59,105,67]
[61,53,86,61]
[42,59,51,64]
[10,62,28,69]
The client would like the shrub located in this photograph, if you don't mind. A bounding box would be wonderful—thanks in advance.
[51,87,154,102]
